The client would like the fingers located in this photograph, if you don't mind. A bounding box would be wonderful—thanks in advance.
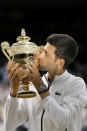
[7,61,21,82]
[11,67,22,82]
[10,63,20,79]
[25,65,33,73]
[21,77,31,84]
[25,62,37,73]
[20,69,32,79]
[29,61,36,68]
[7,61,13,73]
[9,66,23,95]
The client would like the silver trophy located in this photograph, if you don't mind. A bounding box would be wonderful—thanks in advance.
[1,28,44,98]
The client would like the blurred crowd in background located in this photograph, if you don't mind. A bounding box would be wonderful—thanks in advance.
[0,60,87,131]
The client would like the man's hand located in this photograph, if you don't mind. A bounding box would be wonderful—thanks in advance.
[7,61,22,97]
[21,62,44,90]
[21,62,50,99]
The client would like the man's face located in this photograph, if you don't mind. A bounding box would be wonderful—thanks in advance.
[38,42,57,72]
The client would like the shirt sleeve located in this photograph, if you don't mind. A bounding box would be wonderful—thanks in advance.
[41,77,87,129]
[4,94,29,131]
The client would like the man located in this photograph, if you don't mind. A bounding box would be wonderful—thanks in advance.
[4,34,87,131]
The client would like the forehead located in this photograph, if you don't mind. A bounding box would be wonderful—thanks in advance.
[44,42,56,54]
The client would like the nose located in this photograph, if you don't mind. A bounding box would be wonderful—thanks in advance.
[34,54,39,59]
[35,53,41,62]
[34,54,40,67]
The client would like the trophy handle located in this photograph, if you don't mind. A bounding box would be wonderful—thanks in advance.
[1,47,11,61]
[1,42,14,61]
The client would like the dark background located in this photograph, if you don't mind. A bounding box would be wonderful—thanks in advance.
[0,0,87,68]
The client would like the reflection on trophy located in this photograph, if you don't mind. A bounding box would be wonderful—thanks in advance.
[1,28,44,98]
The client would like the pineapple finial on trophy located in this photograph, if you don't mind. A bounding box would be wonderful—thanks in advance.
[17,28,31,41]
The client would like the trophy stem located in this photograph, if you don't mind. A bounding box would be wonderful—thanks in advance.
[22,84,29,91]
[16,83,36,98]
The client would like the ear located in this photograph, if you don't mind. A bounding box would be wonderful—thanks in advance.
[56,58,65,69]
[60,59,65,68]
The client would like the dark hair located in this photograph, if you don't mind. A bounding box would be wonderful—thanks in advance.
[47,34,78,69]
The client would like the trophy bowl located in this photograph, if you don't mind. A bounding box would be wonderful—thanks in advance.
[1,28,44,98]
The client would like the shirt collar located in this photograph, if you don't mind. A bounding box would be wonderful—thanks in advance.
[55,70,68,80]
[45,70,68,83]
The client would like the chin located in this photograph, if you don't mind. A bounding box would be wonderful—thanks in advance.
[39,65,47,71]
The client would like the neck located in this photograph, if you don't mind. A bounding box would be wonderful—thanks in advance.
[48,69,65,81]
[48,72,55,82]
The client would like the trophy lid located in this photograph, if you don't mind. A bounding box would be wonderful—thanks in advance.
[9,28,40,56]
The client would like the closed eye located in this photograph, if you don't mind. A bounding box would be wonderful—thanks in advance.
[44,50,49,56]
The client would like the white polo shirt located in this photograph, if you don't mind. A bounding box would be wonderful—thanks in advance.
[4,70,87,131]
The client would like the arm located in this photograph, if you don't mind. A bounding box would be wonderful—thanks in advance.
[4,95,28,131]
[4,61,29,131]
[41,78,87,129]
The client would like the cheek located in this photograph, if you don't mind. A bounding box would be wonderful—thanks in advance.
[39,52,46,61]
[39,53,55,66]
[46,58,55,67]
